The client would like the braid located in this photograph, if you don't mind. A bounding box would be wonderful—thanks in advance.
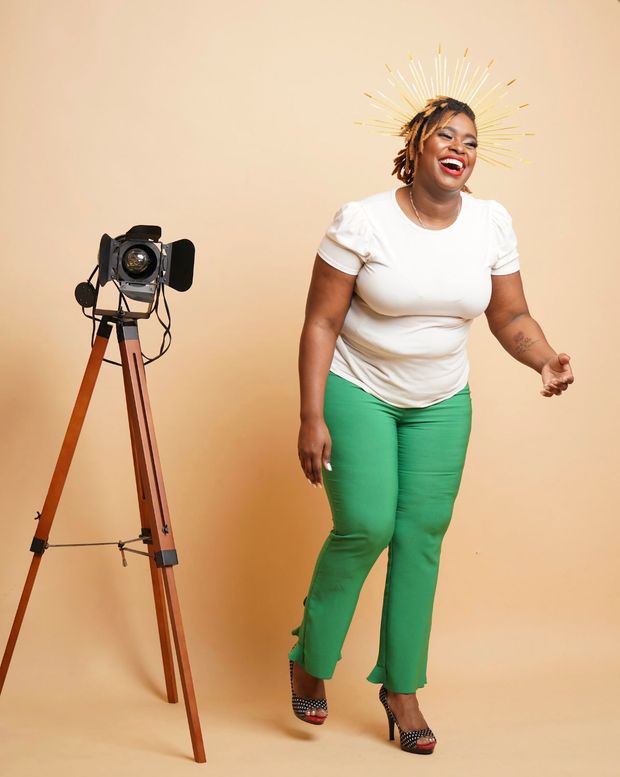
[392,96,475,194]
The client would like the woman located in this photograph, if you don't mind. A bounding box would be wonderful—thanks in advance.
[288,96,574,755]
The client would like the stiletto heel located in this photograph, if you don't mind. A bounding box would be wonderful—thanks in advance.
[289,659,328,725]
[378,685,437,754]
[387,713,395,740]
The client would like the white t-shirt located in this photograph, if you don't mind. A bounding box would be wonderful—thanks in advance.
[316,187,520,408]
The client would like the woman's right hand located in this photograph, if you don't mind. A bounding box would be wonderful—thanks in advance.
[298,418,333,488]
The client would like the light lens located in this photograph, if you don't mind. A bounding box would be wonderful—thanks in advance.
[122,246,156,278]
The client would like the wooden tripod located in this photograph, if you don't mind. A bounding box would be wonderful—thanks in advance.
[0,316,206,763]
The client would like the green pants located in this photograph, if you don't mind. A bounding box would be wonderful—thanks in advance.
[288,371,472,693]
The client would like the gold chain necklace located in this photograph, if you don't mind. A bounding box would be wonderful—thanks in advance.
[408,186,462,229]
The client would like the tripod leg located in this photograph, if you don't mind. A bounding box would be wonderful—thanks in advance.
[0,555,43,692]
[118,321,206,763]
[0,319,113,693]
[126,408,178,704]
[162,567,207,763]
[148,562,179,704]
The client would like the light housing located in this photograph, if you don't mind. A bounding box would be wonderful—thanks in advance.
[97,225,194,305]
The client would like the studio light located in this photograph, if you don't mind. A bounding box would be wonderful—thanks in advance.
[96,225,194,305]
[74,224,196,365]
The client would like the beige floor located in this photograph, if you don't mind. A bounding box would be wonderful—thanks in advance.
[2,650,618,777]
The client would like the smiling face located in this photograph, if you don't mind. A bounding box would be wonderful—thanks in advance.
[415,111,478,191]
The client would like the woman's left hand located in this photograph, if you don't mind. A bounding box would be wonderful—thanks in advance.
[540,352,574,397]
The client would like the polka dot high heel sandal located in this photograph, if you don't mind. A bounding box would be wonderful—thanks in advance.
[289,659,328,725]
[378,685,437,754]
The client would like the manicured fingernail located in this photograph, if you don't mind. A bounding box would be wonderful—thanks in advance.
[325,462,332,471]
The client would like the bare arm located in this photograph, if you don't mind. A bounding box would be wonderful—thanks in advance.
[485,271,574,396]
[484,271,557,371]
[298,255,356,485]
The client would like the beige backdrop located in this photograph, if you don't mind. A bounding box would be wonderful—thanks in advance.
[1,1,618,775]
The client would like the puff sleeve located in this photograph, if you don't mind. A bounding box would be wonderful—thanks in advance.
[489,200,520,275]
[316,201,373,275]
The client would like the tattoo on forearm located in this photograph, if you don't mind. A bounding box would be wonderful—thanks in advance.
[513,331,541,355]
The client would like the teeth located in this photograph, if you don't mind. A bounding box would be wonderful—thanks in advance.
[440,157,464,169]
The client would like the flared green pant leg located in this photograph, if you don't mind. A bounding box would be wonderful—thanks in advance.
[288,372,472,690]
[288,372,400,678]
[366,385,472,692]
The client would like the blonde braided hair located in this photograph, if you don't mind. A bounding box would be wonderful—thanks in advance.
[392,96,476,194]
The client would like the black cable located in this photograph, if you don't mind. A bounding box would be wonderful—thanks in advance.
[143,282,172,365]
[79,271,123,364]
[78,265,173,368]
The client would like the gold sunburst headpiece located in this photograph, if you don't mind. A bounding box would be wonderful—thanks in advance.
[356,44,534,168]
